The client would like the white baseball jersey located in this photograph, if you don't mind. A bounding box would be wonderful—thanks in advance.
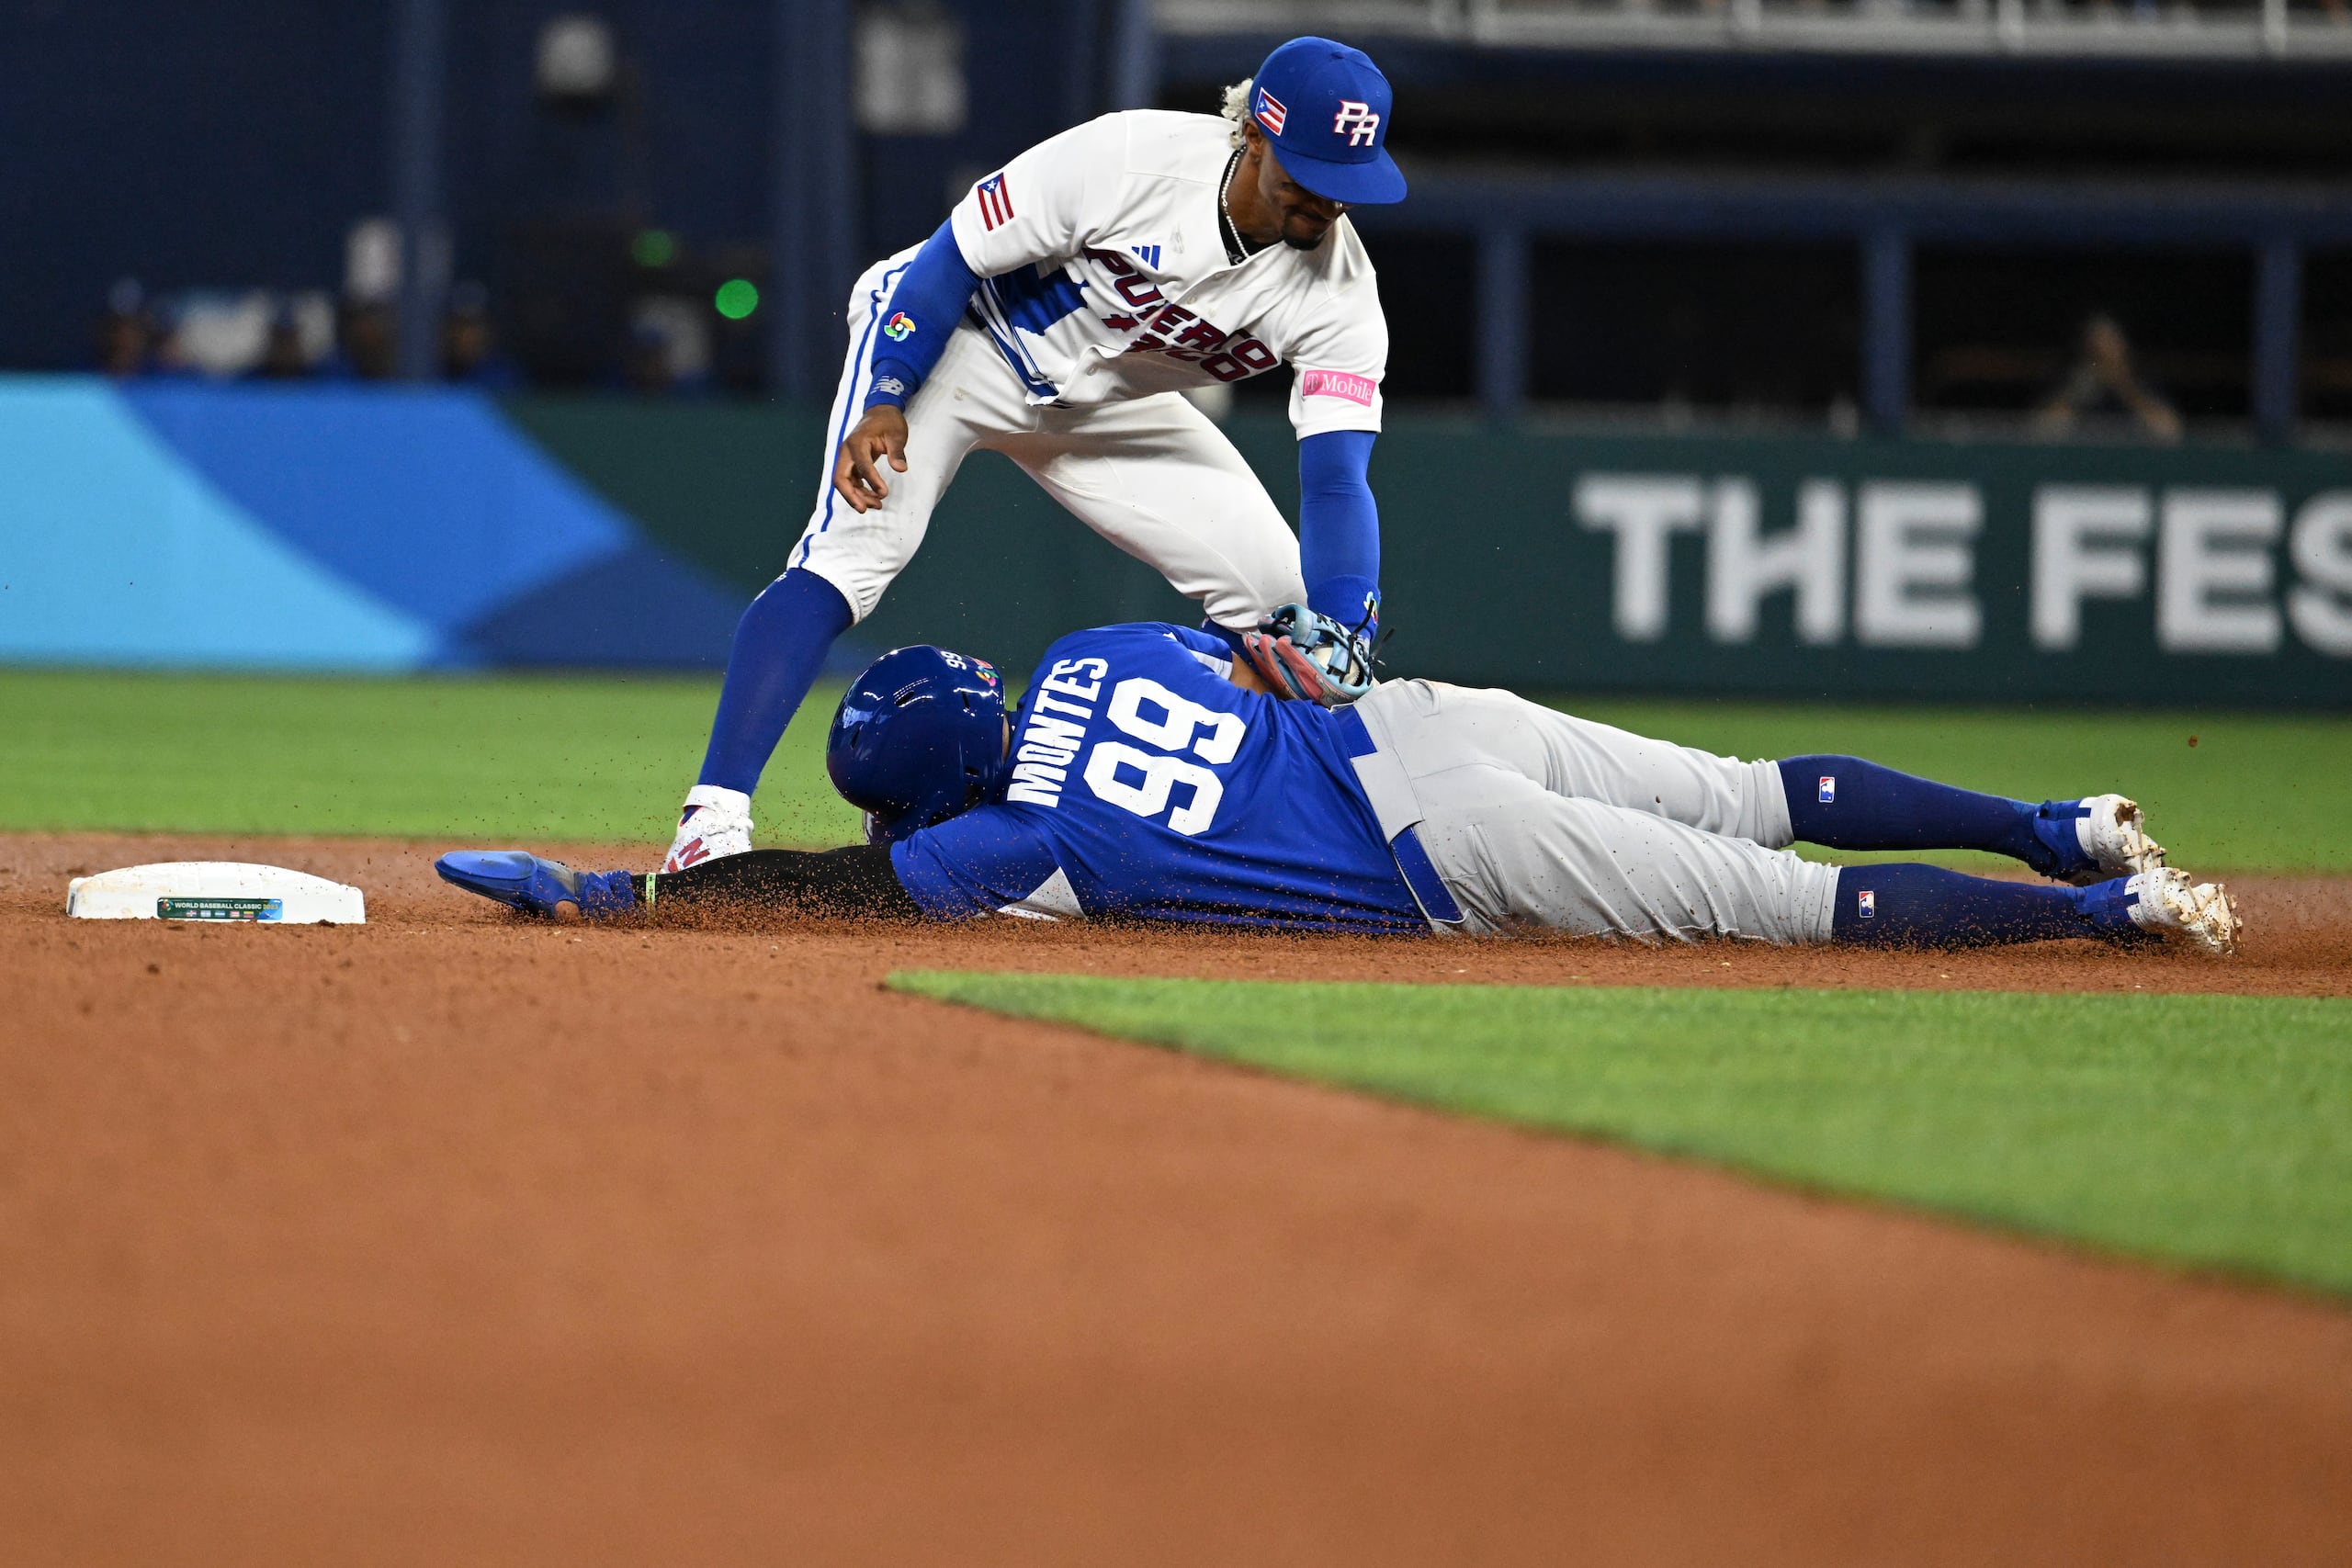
[945,110,1389,441]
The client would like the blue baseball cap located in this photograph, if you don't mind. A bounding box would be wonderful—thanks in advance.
[1247,37,1406,207]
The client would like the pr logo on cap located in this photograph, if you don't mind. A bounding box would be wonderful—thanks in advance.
[1333,100,1379,147]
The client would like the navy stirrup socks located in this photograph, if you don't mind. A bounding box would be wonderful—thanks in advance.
[1781,756,2088,879]
[1831,864,2143,948]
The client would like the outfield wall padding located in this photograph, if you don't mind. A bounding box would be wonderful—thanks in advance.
[514,399,2352,706]
[5,377,2348,704]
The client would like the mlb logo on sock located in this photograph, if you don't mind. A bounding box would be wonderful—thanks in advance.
[1818,775,1837,804]
[1858,889,1876,919]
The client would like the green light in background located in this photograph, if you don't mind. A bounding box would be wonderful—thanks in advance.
[632,228,677,267]
[715,278,760,320]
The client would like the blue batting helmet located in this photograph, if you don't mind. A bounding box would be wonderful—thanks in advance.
[826,645,1009,842]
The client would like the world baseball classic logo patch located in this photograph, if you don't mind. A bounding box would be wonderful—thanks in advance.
[1858,888,1876,919]
[1818,775,1836,803]
[976,172,1013,231]
[1300,368,1376,406]
[883,311,915,341]
[1253,87,1287,136]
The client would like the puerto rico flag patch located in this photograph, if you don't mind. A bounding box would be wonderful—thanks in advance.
[1253,87,1288,136]
[1857,888,1876,919]
[1818,775,1836,804]
[976,172,1013,231]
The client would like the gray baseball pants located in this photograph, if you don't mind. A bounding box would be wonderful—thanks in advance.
[1350,681,1841,943]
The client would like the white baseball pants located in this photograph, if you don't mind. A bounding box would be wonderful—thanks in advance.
[786,254,1309,628]
[1352,682,1841,944]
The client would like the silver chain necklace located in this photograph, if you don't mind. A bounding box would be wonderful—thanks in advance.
[1217,149,1260,265]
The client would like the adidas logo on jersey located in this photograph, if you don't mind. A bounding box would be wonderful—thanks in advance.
[1129,243,1161,269]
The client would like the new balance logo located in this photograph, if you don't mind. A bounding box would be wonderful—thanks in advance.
[1253,88,1287,136]
[1130,244,1161,269]
[1333,99,1379,146]
[976,172,1014,230]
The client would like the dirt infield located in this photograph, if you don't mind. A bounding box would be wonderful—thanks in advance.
[6,832,2350,1566]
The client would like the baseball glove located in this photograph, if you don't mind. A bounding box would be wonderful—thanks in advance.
[1239,603,1377,705]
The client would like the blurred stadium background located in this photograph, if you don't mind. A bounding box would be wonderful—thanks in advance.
[5,0,2349,703]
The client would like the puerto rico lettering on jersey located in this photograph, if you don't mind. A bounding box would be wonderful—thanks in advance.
[1082,248,1280,381]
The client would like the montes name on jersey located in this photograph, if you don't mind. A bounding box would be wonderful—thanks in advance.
[1004,655,1108,808]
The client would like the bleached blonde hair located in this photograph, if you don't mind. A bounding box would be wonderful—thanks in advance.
[1221,78,1253,149]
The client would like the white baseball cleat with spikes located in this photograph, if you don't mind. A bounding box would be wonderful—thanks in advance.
[2124,867,2242,956]
[662,784,753,874]
[2075,794,2166,884]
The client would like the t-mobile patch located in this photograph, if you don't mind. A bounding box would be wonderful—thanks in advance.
[1858,889,1876,919]
[1299,368,1376,405]
[1818,775,1837,803]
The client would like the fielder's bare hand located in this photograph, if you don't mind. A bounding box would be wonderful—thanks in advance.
[832,405,909,512]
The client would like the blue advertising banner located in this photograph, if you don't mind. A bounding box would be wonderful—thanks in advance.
[7,379,2349,707]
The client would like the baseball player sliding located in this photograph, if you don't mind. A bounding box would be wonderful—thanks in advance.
[663,36,1405,874]
[439,623,2242,955]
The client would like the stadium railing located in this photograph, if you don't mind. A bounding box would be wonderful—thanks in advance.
[1159,0,2352,61]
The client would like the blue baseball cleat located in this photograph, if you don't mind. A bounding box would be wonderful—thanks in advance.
[435,851,638,920]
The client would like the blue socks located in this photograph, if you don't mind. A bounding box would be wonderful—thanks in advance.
[1832,864,2143,948]
[696,568,854,795]
[1787,755,2149,945]
[1781,756,2090,879]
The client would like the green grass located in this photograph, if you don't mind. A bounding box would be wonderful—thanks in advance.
[891,972,2352,1295]
[0,668,858,846]
[2,667,2346,868]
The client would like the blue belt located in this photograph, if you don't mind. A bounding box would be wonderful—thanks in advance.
[1331,706,1464,928]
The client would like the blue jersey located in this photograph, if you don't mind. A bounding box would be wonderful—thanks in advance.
[890,623,1426,932]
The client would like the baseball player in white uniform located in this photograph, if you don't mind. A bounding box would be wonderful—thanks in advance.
[664,36,1405,872]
